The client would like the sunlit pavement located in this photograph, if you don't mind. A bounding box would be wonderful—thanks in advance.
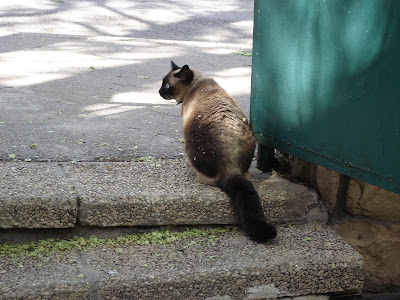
[0,0,255,162]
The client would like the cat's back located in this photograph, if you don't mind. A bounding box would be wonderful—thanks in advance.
[183,76,256,175]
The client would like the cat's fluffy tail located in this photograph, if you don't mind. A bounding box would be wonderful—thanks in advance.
[219,175,277,243]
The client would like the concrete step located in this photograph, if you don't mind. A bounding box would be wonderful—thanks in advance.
[0,160,327,232]
[0,224,363,300]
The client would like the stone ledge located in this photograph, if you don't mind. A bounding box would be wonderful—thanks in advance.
[64,160,326,227]
[0,224,363,300]
[0,163,77,229]
[0,160,326,229]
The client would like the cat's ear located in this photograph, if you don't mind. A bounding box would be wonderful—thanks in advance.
[174,65,194,84]
[171,61,180,71]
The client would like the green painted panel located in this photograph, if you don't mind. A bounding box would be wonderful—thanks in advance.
[250,0,400,193]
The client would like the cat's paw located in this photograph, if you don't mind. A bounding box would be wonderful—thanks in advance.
[245,220,277,243]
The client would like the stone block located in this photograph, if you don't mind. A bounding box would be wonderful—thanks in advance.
[316,166,341,213]
[337,220,400,291]
[63,160,326,227]
[346,179,400,222]
[0,163,77,229]
[291,158,318,188]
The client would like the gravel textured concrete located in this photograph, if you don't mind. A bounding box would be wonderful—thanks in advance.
[0,224,364,300]
[66,159,327,227]
[0,159,326,230]
[0,162,77,228]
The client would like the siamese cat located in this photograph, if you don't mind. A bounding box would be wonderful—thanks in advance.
[159,61,277,243]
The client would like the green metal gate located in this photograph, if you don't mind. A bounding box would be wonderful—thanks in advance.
[250,0,400,193]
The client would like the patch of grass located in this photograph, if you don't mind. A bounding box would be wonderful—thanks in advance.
[0,228,231,258]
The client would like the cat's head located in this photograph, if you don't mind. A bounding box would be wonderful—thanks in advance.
[159,61,196,104]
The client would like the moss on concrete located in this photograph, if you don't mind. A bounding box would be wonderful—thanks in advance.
[0,227,231,258]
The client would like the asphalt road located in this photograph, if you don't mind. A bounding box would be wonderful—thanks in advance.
[0,0,254,162]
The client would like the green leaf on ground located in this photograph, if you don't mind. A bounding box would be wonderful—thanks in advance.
[232,51,252,56]
[136,156,156,162]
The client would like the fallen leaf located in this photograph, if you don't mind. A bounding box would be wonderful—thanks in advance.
[136,156,155,162]
[232,51,252,57]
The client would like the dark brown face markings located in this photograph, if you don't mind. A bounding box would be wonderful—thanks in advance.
[159,75,175,100]
[173,65,194,84]
[159,65,194,101]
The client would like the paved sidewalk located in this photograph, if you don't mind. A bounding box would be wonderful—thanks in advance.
[0,0,254,162]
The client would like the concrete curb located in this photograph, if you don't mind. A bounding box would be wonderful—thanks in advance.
[0,160,327,230]
[0,224,363,300]
[0,163,77,229]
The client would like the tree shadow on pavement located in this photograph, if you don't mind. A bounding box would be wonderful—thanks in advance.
[0,0,254,162]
